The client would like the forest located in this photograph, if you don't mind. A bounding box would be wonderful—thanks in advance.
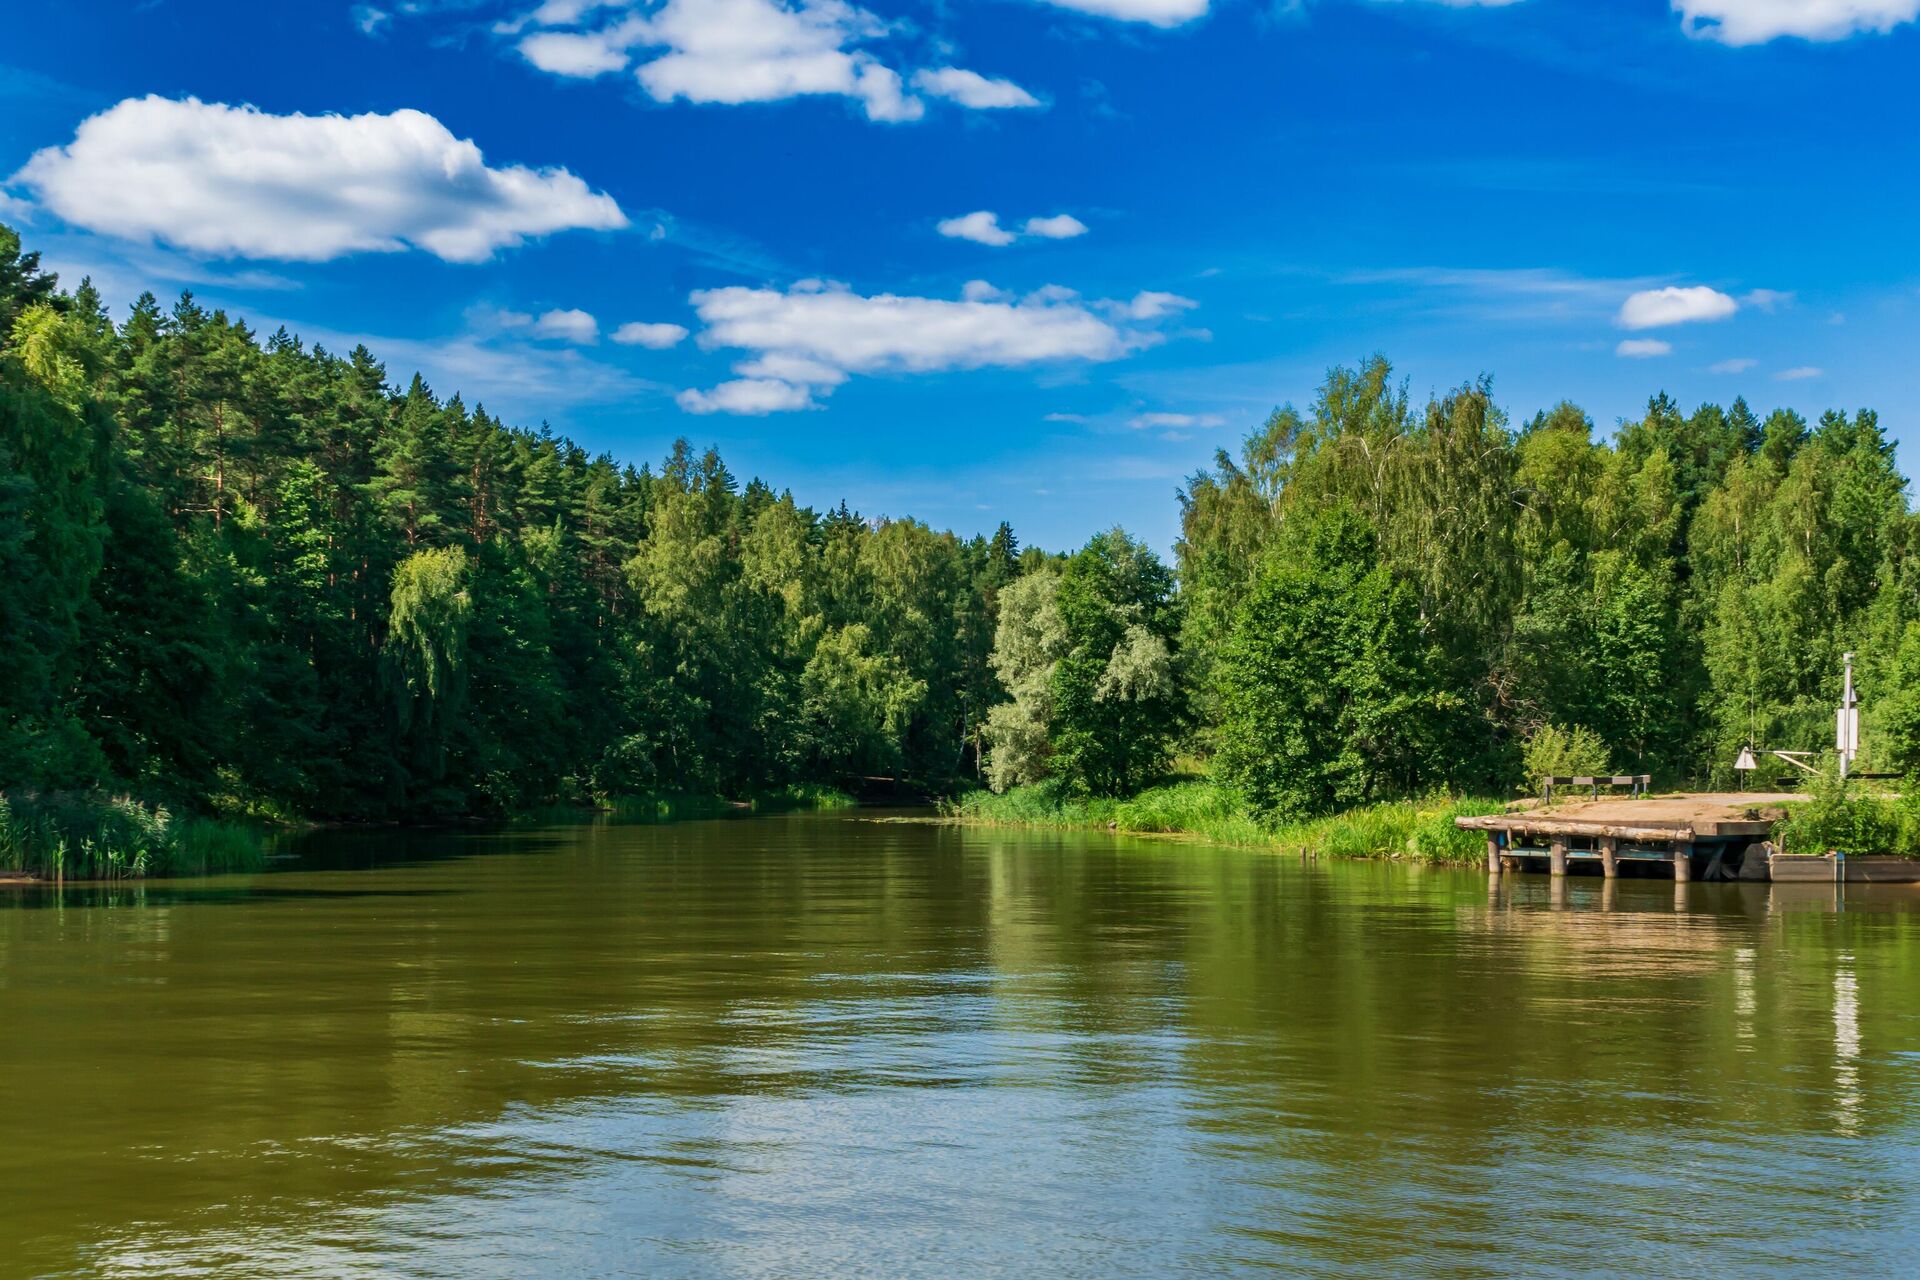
[5,220,1918,871]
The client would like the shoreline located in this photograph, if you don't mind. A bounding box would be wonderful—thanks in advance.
[0,784,860,885]
[942,781,1508,865]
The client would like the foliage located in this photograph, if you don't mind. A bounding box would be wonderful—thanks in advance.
[1044,529,1186,796]
[1180,354,1919,801]
[982,529,1185,798]
[0,222,1013,841]
[1213,505,1459,821]
[0,791,264,879]
[950,780,1505,864]
[8,216,1920,867]
[1772,767,1919,857]
[1520,723,1612,795]
[983,567,1065,791]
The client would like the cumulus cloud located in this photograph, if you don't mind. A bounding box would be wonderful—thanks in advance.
[505,0,1032,123]
[678,278,1189,413]
[1035,0,1210,27]
[1023,214,1088,239]
[679,378,819,414]
[519,21,645,76]
[533,307,599,343]
[1675,0,1919,44]
[1616,338,1673,358]
[635,0,921,121]
[1119,290,1198,320]
[911,67,1041,109]
[612,320,690,347]
[1709,357,1758,374]
[938,211,1017,246]
[939,210,1090,246]
[9,96,627,263]
[1616,285,1738,330]
[1742,287,1794,311]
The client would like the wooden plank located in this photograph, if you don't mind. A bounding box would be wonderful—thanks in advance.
[1455,816,1693,841]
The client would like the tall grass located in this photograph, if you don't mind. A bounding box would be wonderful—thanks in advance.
[0,792,266,880]
[948,780,1507,864]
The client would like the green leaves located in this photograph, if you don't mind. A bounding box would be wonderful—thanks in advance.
[1214,506,1456,821]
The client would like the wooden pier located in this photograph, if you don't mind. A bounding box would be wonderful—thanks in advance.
[1456,794,1794,881]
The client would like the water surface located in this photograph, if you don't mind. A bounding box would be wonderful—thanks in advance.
[3,810,1918,1278]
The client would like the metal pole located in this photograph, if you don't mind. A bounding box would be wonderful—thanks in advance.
[1841,652,1850,781]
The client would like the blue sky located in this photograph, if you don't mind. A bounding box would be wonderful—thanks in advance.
[3,0,1916,553]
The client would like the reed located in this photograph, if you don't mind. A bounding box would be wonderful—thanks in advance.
[0,792,265,880]
[948,781,1506,864]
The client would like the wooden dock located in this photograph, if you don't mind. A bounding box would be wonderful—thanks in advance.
[1456,793,1794,881]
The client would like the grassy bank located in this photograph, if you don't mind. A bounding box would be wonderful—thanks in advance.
[946,780,1507,865]
[0,792,267,881]
[515,782,859,826]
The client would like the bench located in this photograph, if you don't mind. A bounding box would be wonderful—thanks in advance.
[1541,774,1652,804]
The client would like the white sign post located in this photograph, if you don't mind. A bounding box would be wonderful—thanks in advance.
[1836,651,1860,780]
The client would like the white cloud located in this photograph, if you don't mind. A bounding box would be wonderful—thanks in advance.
[519,20,645,76]
[911,67,1041,109]
[533,307,599,343]
[9,96,626,263]
[1044,411,1089,423]
[679,377,819,414]
[1776,366,1825,380]
[352,5,391,36]
[1709,357,1758,374]
[1130,411,1225,429]
[1675,0,1920,44]
[637,0,925,120]
[612,320,690,347]
[680,278,1186,412]
[1742,287,1794,311]
[1616,338,1673,358]
[507,1,1032,122]
[938,210,1016,246]
[1616,285,1738,330]
[1023,213,1089,239]
[1120,290,1198,320]
[940,211,1091,246]
[1034,0,1210,27]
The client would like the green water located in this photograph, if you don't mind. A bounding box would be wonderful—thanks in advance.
[3,810,1918,1278]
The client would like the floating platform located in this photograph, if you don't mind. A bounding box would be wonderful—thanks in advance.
[1456,793,1796,882]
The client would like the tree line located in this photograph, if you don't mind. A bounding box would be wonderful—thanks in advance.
[5,220,1916,830]
[979,364,1920,819]
[1,225,1028,820]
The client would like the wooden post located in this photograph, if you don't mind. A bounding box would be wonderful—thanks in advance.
[1600,836,1619,879]
[1486,835,1502,876]
[1673,840,1692,884]
[1549,838,1568,878]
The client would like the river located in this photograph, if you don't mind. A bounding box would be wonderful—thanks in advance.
[2,809,1917,1277]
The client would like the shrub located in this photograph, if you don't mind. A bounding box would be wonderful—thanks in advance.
[1521,723,1611,796]
[1774,767,1918,857]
